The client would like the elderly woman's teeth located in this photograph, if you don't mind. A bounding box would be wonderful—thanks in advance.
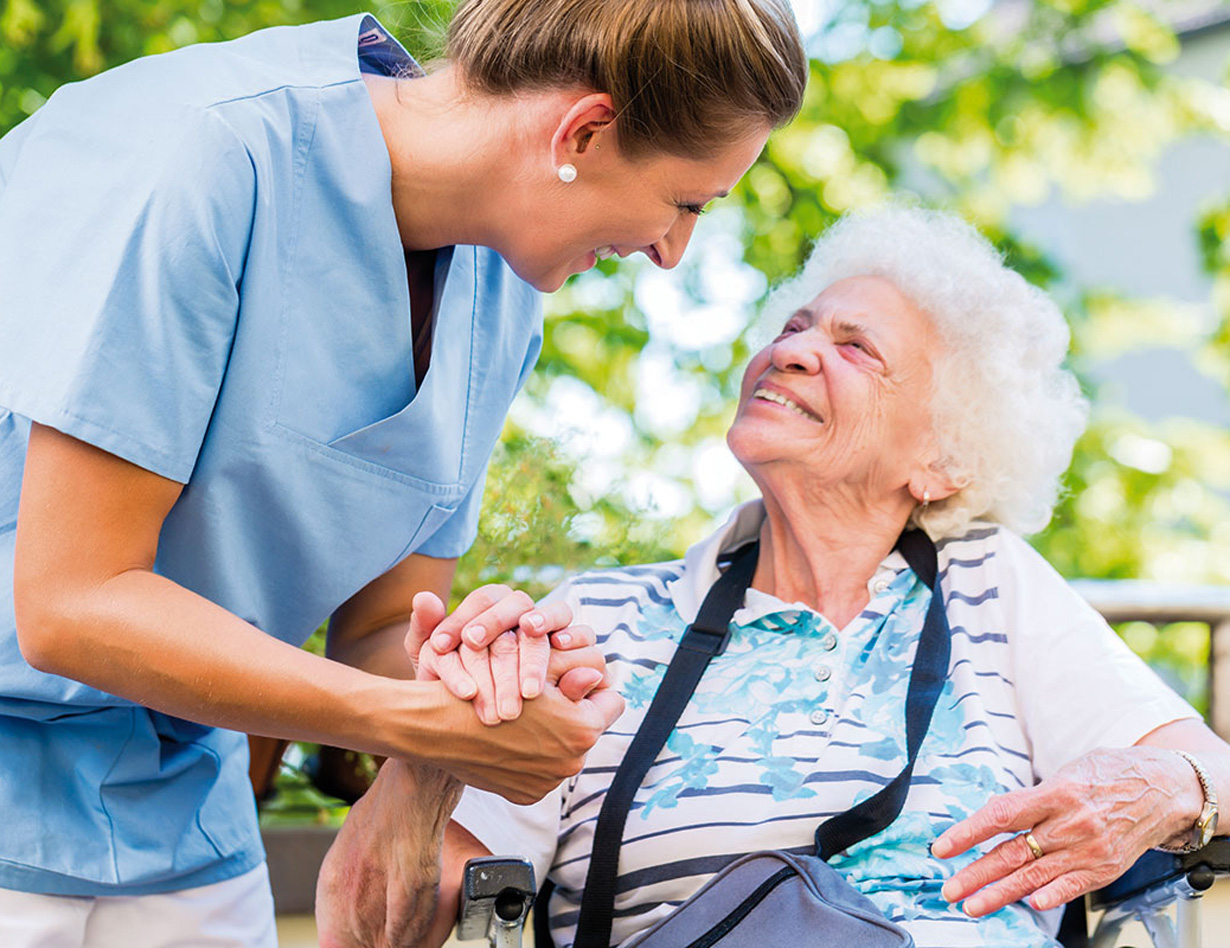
[753,388,820,421]
[595,246,617,260]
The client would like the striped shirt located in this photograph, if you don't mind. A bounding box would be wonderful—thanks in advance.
[454,501,1196,947]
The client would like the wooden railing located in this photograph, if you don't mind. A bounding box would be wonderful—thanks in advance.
[1072,580,1230,739]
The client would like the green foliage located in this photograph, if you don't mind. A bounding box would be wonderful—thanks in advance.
[534,0,1230,578]
[0,0,455,136]
[1200,195,1230,374]
[1117,620,1210,714]
[454,429,675,605]
[256,745,351,827]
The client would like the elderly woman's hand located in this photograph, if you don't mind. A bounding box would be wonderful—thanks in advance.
[931,746,1204,916]
[406,587,606,726]
[316,757,464,948]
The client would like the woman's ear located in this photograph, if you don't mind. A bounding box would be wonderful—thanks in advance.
[908,464,963,506]
[550,93,616,167]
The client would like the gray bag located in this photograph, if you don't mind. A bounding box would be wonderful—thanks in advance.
[567,532,948,948]
[621,850,912,948]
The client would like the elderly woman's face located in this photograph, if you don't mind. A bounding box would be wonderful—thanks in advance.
[727,276,941,500]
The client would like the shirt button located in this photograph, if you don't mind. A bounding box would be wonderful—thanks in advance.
[809,709,828,726]
[873,579,889,594]
[814,665,831,682]
[820,632,838,651]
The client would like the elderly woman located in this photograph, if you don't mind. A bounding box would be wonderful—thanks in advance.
[318,206,1230,948]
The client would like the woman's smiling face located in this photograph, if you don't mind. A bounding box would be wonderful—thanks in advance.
[727,275,943,502]
[507,127,771,293]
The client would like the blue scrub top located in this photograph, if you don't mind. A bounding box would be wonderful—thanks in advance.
[0,14,542,895]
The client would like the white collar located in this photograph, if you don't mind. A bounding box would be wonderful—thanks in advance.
[666,499,911,626]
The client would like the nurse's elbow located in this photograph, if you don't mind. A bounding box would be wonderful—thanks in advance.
[12,576,82,676]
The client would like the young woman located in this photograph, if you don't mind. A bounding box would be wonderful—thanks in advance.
[0,2,807,944]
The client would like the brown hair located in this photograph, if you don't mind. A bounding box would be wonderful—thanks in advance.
[446,0,807,158]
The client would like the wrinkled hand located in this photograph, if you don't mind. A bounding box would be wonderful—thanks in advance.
[316,758,462,948]
[932,747,1203,916]
[406,586,605,725]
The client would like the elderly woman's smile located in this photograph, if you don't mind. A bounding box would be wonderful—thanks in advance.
[728,275,941,506]
[749,384,824,422]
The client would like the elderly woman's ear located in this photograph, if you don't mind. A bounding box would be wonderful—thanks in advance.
[908,460,962,508]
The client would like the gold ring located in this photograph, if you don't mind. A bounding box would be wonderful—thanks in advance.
[1023,832,1044,861]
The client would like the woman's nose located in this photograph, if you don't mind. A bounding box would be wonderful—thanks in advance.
[645,213,700,270]
[770,331,822,374]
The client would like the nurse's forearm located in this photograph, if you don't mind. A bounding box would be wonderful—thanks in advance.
[17,562,442,754]
[14,425,418,753]
[14,423,620,802]
[17,564,617,803]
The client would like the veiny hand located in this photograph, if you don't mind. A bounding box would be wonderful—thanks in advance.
[931,747,1203,916]
[407,586,604,726]
[316,758,462,948]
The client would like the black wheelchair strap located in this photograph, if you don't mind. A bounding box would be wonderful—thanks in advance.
[1057,898,1090,948]
[534,877,556,948]
[563,530,951,948]
[815,528,950,859]
[571,543,759,948]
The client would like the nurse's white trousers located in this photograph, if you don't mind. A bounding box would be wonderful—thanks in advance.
[0,863,278,947]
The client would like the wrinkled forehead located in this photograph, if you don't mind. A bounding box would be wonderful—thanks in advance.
[794,275,928,327]
[775,276,939,367]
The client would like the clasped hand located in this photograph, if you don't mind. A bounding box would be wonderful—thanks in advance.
[931,746,1202,917]
[317,586,621,948]
[405,583,608,725]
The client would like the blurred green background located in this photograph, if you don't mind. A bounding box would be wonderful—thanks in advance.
[5,0,1229,815]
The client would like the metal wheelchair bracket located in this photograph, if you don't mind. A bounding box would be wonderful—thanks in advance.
[1090,875,1205,948]
[456,856,536,948]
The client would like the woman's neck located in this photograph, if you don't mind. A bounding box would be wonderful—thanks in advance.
[750,483,916,630]
[363,67,532,251]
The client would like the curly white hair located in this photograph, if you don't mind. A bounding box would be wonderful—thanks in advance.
[756,204,1088,537]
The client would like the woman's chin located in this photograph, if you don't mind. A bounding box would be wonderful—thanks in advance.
[726,428,781,470]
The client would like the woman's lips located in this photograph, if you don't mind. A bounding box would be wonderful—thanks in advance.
[751,386,823,423]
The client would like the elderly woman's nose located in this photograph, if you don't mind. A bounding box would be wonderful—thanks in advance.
[770,331,822,373]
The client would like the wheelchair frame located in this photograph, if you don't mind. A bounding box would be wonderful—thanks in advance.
[1081,840,1230,948]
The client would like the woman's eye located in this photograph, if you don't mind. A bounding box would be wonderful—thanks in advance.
[679,202,708,216]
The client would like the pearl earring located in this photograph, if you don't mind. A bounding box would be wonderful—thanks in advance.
[922,489,931,508]
[557,163,577,183]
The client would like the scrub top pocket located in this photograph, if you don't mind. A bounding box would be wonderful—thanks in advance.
[272,241,477,487]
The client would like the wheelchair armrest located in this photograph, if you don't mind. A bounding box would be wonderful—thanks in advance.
[1089,838,1230,911]
[456,856,536,943]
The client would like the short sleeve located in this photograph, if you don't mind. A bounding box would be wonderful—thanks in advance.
[416,461,489,558]
[0,89,255,483]
[999,531,1199,780]
[451,784,562,891]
